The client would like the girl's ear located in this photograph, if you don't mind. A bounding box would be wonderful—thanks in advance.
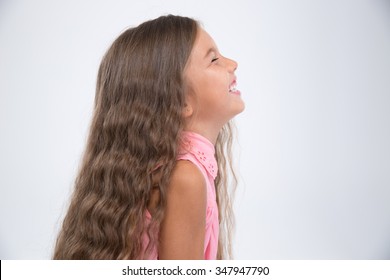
[182,103,193,118]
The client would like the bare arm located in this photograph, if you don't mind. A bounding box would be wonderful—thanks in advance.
[158,160,207,259]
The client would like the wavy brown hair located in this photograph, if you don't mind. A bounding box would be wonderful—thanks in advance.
[53,15,237,260]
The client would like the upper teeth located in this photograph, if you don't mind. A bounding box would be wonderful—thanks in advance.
[229,84,237,92]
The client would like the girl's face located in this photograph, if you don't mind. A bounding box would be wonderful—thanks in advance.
[183,28,245,130]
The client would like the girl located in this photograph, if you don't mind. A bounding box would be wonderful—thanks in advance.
[53,15,244,260]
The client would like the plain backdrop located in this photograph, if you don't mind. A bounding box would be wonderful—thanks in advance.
[1,0,389,259]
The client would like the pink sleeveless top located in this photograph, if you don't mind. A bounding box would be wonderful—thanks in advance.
[142,131,219,260]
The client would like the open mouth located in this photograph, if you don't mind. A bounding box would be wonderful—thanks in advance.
[229,80,240,95]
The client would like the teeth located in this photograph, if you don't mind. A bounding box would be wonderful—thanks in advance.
[229,84,237,92]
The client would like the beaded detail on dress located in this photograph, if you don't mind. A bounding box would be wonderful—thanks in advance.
[179,131,218,179]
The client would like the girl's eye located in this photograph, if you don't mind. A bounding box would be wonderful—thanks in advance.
[211,57,219,63]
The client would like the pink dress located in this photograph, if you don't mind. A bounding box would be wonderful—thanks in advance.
[142,131,219,260]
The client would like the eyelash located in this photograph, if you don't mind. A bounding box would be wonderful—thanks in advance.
[211,57,219,63]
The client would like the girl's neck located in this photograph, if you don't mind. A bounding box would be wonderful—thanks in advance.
[183,125,220,145]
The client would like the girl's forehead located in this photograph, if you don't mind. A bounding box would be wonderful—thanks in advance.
[191,28,218,57]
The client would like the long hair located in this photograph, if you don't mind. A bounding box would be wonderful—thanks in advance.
[215,121,237,259]
[53,15,236,259]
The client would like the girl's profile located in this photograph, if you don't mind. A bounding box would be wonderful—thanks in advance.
[53,14,244,260]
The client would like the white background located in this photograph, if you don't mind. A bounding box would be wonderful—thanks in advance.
[1,0,389,259]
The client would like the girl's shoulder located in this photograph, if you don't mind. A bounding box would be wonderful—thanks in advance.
[169,160,207,197]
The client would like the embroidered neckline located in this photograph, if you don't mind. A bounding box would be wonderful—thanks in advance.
[179,131,218,179]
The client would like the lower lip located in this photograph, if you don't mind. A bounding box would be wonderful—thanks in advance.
[230,90,241,96]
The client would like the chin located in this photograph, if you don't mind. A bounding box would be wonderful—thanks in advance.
[235,102,246,115]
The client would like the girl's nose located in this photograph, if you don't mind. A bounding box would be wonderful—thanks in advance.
[226,57,238,72]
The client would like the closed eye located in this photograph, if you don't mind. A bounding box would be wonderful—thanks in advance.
[211,57,219,63]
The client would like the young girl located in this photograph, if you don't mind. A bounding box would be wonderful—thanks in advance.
[53,15,244,260]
